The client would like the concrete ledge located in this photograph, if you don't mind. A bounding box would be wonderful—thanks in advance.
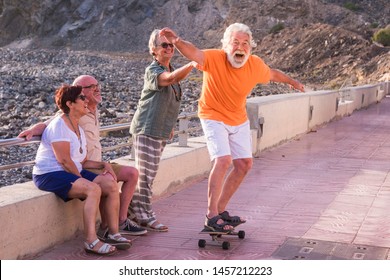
[0,182,84,259]
[247,82,389,155]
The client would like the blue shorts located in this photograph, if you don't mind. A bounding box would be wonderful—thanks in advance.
[33,170,98,202]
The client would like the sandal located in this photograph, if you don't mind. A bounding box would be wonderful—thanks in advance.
[219,211,246,227]
[84,239,117,255]
[105,233,132,250]
[97,226,108,242]
[204,215,233,233]
[140,220,168,232]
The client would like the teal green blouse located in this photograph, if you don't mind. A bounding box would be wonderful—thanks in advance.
[130,60,182,139]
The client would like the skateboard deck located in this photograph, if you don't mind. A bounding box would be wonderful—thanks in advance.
[198,227,245,250]
[199,228,230,235]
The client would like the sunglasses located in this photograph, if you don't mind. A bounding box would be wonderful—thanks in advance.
[159,42,174,49]
[77,94,87,101]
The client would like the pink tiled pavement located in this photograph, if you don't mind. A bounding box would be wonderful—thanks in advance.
[30,97,390,260]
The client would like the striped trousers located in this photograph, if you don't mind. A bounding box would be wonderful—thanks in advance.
[128,134,166,224]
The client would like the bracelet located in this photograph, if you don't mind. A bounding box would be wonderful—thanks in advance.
[174,37,181,44]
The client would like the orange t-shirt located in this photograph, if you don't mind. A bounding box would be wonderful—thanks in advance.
[198,49,271,126]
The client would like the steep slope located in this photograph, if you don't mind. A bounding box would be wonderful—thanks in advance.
[0,0,388,88]
[0,0,388,51]
[256,23,390,88]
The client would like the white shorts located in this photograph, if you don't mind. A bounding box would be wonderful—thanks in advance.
[200,119,252,161]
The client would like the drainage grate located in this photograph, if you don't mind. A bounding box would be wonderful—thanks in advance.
[272,238,389,260]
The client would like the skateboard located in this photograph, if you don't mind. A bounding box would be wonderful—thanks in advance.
[198,227,245,250]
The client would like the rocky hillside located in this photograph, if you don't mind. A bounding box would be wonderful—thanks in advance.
[0,0,388,51]
[256,23,389,89]
[0,0,389,87]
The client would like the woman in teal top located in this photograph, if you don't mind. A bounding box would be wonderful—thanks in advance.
[129,29,196,232]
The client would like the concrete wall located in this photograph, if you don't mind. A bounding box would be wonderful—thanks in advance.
[0,82,388,259]
[0,183,84,259]
[247,83,388,156]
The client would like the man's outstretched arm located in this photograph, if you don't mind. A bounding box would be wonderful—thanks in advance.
[270,69,305,92]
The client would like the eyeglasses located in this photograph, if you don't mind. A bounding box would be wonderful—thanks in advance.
[77,94,87,101]
[159,42,174,49]
[82,84,100,91]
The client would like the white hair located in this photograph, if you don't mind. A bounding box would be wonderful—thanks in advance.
[221,23,257,50]
[148,29,160,56]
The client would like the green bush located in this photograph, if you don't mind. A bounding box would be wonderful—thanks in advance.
[370,23,379,29]
[269,23,285,34]
[343,2,359,11]
[373,27,390,47]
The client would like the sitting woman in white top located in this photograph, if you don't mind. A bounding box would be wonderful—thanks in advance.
[32,84,131,256]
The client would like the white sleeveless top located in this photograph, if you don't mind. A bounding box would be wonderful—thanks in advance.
[33,115,87,175]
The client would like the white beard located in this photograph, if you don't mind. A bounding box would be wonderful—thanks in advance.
[226,52,249,68]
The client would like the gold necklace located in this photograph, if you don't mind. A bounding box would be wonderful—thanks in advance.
[65,114,83,154]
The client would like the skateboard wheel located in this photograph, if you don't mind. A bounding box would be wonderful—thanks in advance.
[222,241,230,250]
[198,239,206,248]
[238,230,245,239]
